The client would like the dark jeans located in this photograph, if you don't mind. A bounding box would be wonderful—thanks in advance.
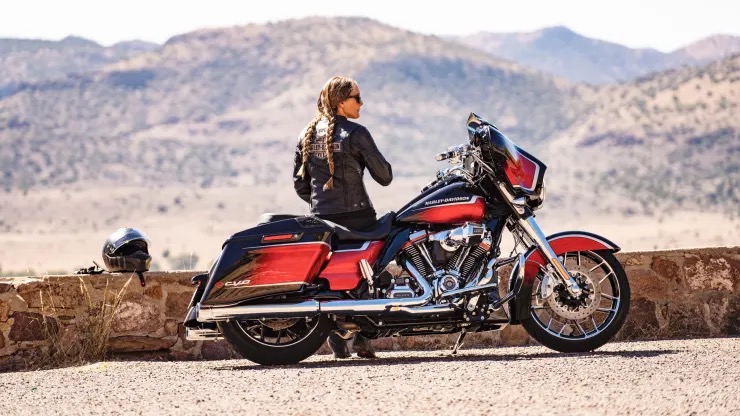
[317,207,377,231]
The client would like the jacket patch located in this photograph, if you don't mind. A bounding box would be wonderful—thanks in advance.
[309,142,342,160]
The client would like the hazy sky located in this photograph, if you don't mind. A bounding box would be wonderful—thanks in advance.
[1,0,738,52]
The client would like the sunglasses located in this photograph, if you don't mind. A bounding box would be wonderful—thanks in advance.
[347,94,362,104]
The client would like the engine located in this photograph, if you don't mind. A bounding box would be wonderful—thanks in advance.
[386,223,492,299]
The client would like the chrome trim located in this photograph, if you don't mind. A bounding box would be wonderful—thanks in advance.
[409,230,428,241]
[518,217,582,296]
[439,282,498,299]
[417,243,438,273]
[196,260,448,322]
[430,195,482,207]
[241,241,331,250]
[477,257,498,286]
[185,327,223,341]
[461,256,495,305]
[429,223,486,249]
[392,304,455,316]
[498,183,525,215]
[225,281,307,288]
[453,246,471,270]
[359,259,374,292]
[335,241,371,252]
[197,300,320,321]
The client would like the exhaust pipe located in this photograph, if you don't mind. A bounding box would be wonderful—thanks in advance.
[197,261,454,322]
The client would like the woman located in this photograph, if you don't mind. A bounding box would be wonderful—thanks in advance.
[293,76,393,358]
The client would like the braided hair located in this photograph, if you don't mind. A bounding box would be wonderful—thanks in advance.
[297,76,357,190]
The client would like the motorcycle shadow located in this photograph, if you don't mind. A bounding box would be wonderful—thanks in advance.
[213,348,677,371]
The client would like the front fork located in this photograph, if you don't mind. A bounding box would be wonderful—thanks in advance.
[516,216,583,297]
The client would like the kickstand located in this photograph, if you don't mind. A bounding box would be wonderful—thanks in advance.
[451,329,467,355]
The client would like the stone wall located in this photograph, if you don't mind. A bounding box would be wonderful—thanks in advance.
[1,247,738,371]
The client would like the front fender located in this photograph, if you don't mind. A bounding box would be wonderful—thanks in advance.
[509,231,620,322]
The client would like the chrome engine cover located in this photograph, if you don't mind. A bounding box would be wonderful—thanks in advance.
[428,223,486,251]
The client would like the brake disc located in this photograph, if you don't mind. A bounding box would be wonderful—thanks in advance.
[546,270,601,321]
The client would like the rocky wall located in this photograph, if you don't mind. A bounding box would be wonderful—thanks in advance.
[1,247,738,371]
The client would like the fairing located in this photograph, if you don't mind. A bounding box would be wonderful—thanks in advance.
[466,112,546,196]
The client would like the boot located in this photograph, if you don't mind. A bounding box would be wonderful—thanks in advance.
[351,333,377,359]
[327,331,351,359]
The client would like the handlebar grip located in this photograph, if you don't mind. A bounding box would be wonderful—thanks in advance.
[435,151,453,161]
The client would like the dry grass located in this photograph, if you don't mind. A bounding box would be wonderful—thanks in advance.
[36,276,132,369]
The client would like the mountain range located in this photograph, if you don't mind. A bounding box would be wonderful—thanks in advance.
[454,26,740,84]
[0,36,157,94]
[0,17,579,191]
[546,55,739,217]
[0,17,737,218]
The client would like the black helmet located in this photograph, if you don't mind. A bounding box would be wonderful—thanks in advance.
[102,227,152,273]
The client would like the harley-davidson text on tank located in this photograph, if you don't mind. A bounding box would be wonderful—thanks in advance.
[424,196,472,206]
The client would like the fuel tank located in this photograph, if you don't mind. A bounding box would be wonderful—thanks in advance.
[200,216,333,306]
[396,181,485,225]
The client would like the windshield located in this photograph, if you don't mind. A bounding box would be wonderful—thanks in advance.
[465,112,520,164]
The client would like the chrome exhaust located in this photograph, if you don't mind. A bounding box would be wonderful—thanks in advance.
[439,282,498,299]
[197,260,454,322]
[185,327,223,341]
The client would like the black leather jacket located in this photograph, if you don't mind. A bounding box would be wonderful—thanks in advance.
[293,116,393,215]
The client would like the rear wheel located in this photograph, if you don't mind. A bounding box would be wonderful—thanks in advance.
[521,250,630,352]
[218,314,332,365]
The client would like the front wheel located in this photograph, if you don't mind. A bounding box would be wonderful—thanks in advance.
[218,314,332,365]
[521,250,630,352]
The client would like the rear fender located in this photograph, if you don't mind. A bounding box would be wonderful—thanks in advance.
[509,231,620,322]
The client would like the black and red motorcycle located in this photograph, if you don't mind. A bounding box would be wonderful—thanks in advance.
[183,113,631,365]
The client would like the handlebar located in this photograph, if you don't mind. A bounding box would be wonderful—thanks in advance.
[435,151,455,161]
[435,144,468,162]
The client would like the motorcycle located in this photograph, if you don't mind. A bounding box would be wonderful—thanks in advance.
[183,113,631,365]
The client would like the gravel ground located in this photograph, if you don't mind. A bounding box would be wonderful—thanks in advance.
[1,338,738,416]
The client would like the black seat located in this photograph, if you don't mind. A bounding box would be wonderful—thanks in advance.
[321,211,395,242]
[257,211,395,242]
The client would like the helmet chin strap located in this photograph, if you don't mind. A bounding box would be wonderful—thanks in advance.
[136,271,146,287]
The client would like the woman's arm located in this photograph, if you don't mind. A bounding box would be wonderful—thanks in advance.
[354,126,393,186]
[293,141,311,203]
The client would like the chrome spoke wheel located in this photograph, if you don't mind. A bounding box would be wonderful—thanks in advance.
[530,250,623,341]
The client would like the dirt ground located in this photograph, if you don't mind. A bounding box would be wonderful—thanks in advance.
[1,338,738,415]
